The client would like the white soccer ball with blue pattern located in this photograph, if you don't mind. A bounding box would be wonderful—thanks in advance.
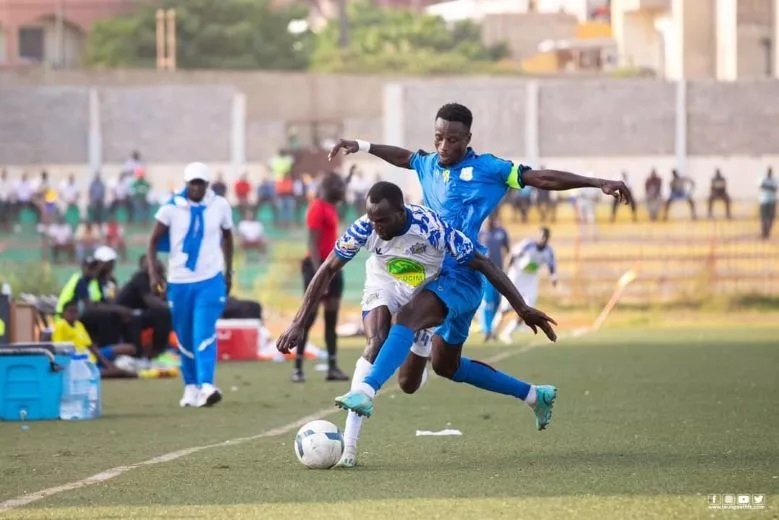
[294,420,344,469]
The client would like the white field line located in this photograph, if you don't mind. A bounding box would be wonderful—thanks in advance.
[0,331,577,513]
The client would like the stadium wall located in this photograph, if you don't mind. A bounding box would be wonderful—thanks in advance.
[0,70,777,201]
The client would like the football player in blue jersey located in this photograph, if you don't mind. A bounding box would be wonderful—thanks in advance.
[328,102,633,430]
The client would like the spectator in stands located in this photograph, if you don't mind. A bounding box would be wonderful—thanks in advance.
[708,169,731,220]
[535,189,557,223]
[45,215,75,264]
[576,186,601,241]
[509,185,533,223]
[54,299,136,378]
[664,169,696,220]
[14,172,36,218]
[276,173,295,228]
[0,168,10,230]
[88,172,106,224]
[293,175,307,225]
[116,255,172,359]
[271,149,296,228]
[59,174,80,216]
[611,172,637,222]
[645,169,663,221]
[211,172,227,197]
[759,167,777,240]
[110,172,134,223]
[75,220,102,263]
[234,173,252,214]
[132,168,151,224]
[123,150,143,176]
[237,209,268,257]
[102,217,127,261]
[256,175,276,224]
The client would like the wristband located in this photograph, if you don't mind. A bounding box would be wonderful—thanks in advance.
[356,139,371,153]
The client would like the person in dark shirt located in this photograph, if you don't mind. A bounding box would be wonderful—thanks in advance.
[708,169,731,219]
[478,214,510,341]
[211,173,228,198]
[294,172,349,383]
[117,254,172,358]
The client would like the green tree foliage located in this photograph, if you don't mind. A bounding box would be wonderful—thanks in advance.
[310,1,509,74]
[86,0,312,69]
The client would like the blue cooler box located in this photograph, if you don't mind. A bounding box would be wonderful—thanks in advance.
[0,343,74,421]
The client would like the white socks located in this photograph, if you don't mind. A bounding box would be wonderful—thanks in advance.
[343,357,373,448]
[525,385,538,407]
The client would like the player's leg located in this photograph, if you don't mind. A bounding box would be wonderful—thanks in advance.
[167,282,198,407]
[338,305,392,467]
[323,270,347,381]
[397,328,434,394]
[334,290,447,416]
[432,319,558,431]
[192,274,227,407]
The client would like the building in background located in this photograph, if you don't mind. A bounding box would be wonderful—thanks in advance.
[612,0,779,80]
[0,0,133,68]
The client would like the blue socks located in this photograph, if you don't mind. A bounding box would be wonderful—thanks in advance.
[361,324,532,400]
[452,357,531,399]
[363,324,414,391]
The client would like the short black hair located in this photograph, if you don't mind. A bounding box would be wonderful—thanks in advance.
[540,226,551,239]
[436,103,473,130]
[367,181,404,210]
[62,298,78,311]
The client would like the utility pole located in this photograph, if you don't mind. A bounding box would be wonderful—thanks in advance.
[156,9,177,70]
[337,0,349,49]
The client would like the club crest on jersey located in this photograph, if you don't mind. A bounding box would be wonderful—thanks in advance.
[460,167,473,181]
[408,243,427,255]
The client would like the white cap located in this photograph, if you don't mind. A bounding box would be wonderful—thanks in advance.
[184,162,211,183]
[94,246,117,262]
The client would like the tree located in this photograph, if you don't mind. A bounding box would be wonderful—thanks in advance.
[309,1,509,74]
[86,0,313,70]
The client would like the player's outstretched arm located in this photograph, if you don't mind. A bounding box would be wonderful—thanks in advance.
[276,252,346,353]
[467,252,558,342]
[328,138,414,169]
[523,169,634,207]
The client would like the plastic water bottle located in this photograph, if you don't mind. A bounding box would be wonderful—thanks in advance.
[60,354,98,420]
[85,358,101,419]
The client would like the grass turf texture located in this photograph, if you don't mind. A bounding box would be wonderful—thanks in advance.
[2,327,778,519]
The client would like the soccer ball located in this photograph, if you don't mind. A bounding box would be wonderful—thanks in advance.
[294,420,344,469]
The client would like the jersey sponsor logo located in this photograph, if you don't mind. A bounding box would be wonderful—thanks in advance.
[386,257,426,287]
[441,169,450,183]
[460,167,473,181]
[408,243,427,255]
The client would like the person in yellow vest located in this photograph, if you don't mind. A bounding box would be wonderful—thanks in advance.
[55,257,102,317]
[53,299,136,378]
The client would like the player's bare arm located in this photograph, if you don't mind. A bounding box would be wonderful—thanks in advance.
[146,221,168,295]
[277,252,346,353]
[524,169,634,206]
[328,139,414,169]
[467,252,558,342]
[222,228,234,295]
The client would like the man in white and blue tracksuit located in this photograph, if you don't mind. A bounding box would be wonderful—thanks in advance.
[148,162,234,408]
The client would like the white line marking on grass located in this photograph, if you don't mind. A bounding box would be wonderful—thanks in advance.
[0,333,579,513]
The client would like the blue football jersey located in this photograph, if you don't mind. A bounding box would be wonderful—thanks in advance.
[409,148,530,252]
